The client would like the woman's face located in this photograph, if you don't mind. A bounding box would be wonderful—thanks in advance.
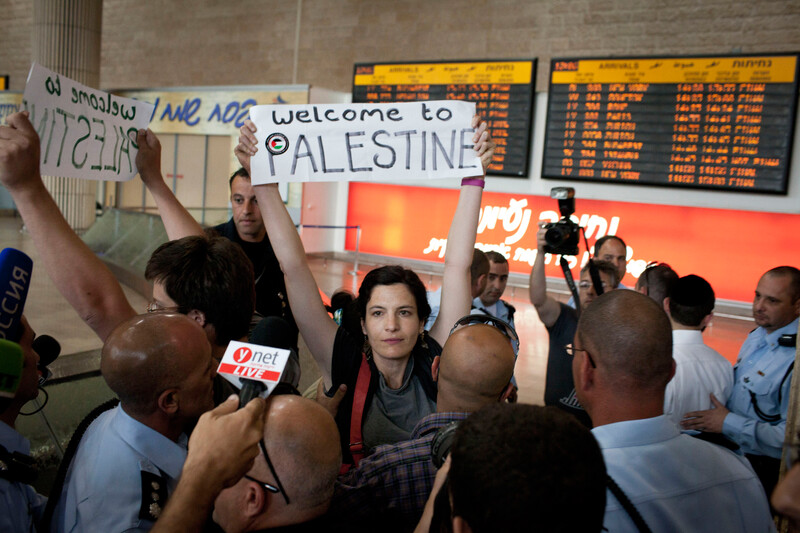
[362,283,424,362]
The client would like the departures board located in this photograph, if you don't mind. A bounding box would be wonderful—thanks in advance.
[353,60,536,177]
[542,54,799,194]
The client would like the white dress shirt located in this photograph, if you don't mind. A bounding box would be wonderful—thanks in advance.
[664,329,733,426]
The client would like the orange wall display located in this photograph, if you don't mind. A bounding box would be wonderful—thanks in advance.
[346,182,800,304]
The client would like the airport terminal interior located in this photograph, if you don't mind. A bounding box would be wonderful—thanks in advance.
[1,0,800,530]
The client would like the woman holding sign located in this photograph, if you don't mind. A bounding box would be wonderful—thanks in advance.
[236,115,493,468]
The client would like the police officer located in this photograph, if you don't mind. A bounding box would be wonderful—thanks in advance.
[49,313,216,532]
[473,251,516,329]
[683,266,800,496]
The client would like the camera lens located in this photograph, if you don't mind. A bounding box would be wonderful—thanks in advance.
[545,225,568,246]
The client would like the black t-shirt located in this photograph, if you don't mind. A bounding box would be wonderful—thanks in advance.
[544,303,592,427]
[211,219,297,342]
[330,327,439,465]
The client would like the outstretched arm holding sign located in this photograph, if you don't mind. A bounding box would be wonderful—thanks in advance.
[235,114,494,387]
[0,112,135,341]
[135,128,204,240]
[427,115,491,347]
[236,124,338,387]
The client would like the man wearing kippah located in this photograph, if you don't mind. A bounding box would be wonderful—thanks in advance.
[662,275,733,427]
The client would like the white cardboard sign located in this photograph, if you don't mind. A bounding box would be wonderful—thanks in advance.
[217,340,291,395]
[21,63,154,181]
[250,100,481,184]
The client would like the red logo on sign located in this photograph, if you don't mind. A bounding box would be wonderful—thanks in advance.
[233,347,252,363]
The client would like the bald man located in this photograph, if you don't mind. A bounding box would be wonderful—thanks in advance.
[211,395,343,532]
[50,313,216,532]
[332,319,516,531]
[572,291,772,532]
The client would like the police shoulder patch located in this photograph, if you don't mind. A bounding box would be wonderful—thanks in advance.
[139,470,168,521]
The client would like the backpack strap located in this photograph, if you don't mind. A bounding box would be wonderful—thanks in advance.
[340,352,371,474]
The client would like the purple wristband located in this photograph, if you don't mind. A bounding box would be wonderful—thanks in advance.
[461,178,485,188]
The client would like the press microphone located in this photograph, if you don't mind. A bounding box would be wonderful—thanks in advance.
[0,340,23,399]
[33,335,60,386]
[218,317,295,409]
[249,316,301,390]
[0,248,33,343]
[0,248,33,399]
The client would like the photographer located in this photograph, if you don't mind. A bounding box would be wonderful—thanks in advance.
[529,223,618,427]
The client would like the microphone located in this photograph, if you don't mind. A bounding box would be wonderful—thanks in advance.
[217,317,296,409]
[0,248,33,343]
[249,316,301,390]
[0,248,33,399]
[0,340,23,399]
[33,335,60,386]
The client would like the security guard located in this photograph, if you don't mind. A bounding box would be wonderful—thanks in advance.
[683,266,800,496]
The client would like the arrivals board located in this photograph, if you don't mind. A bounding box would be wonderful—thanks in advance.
[353,60,536,177]
[542,54,799,194]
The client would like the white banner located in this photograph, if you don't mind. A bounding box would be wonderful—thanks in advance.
[21,63,154,181]
[250,101,481,184]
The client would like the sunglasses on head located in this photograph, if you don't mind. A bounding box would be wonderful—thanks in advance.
[449,314,520,356]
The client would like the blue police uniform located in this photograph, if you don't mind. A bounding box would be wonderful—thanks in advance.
[52,405,187,532]
[0,421,47,532]
[424,288,443,331]
[723,317,799,459]
[471,296,516,330]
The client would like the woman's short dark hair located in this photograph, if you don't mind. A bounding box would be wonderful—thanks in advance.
[357,266,431,323]
[145,235,255,345]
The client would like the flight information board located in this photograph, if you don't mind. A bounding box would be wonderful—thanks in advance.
[353,60,536,177]
[542,54,799,194]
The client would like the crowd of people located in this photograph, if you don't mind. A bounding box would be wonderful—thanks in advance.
[0,108,799,532]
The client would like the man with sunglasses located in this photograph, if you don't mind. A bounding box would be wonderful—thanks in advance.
[572,290,772,532]
[530,225,618,427]
[211,395,343,532]
[331,315,516,531]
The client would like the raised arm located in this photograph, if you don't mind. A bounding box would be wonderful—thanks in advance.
[236,121,338,388]
[135,129,204,240]
[428,116,493,346]
[529,225,562,328]
[0,112,135,341]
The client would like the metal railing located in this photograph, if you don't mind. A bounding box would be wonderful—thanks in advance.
[298,224,362,275]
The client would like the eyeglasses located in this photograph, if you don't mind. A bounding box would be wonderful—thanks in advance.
[565,343,596,368]
[146,300,181,314]
[578,280,608,290]
[244,439,290,505]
